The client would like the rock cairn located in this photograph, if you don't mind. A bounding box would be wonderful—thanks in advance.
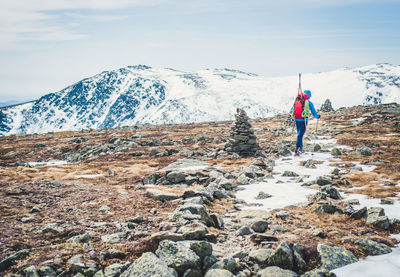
[225,108,260,156]
[320,99,334,112]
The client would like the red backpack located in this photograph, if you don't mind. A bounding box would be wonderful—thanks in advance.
[293,93,309,119]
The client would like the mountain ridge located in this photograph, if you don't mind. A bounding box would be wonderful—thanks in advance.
[1,63,399,136]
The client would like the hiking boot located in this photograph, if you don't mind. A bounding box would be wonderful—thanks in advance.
[294,148,300,156]
[299,148,305,154]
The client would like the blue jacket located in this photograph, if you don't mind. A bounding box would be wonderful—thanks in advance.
[294,90,320,122]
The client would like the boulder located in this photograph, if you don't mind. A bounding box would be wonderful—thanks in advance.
[250,220,269,233]
[257,266,298,277]
[268,241,294,270]
[209,257,237,272]
[171,204,213,226]
[314,203,341,214]
[249,249,273,265]
[330,148,341,156]
[156,240,201,274]
[321,186,342,200]
[167,171,187,184]
[355,239,392,255]
[143,173,161,185]
[180,222,209,240]
[302,269,337,277]
[205,269,234,277]
[316,176,332,186]
[146,188,181,201]
[23,265,40,277]
[355,146,372,156]
[120,252,175,277]
[0,249,31,271]
[151,231,184,243]
[237,226,252,236]
[317,244,358,271]
[366,207,390,229]
[293,243,306,272]
[350,206,367,220]
[256,191,272,199]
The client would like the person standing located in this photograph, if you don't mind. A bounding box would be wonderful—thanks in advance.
[291,90,320,156]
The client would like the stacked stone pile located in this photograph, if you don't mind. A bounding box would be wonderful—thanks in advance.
[320,99,334,112]
[225,108,260,156]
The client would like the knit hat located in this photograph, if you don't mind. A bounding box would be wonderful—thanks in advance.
[304,90,312,98]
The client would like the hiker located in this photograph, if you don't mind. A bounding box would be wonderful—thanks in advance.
[291,90,320,156]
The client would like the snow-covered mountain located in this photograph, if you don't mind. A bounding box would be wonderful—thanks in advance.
[1,63,399,136]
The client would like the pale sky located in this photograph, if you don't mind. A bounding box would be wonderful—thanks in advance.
[0,0,399,101]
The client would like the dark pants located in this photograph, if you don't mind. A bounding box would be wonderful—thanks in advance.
[295,120,307,149]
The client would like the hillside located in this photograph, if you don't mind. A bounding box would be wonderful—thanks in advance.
[1,63,399,136]
[0,103,399,276]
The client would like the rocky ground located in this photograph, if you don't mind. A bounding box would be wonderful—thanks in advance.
[0,103,399,277]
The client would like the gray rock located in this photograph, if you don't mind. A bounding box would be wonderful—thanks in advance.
[180,222,209,240]
[275,210,291,220]
[355,146,372,156]
[101,232,126,243]
[302,269,337,277]
[0,249,31,271]
[330,148,341,156]
[293,243,306,272]
[68,255,98,275]
[143,173,161,185]
[203,255,218,271]
[151,231,184,243]
[38,266,57,277]
[314,203,340,214]
[237,226,252,236]
[185,240,213,260]
[205,269,234,277]
[282,171,299,177]
[249,249,273,265]
[257,266,297,277]
[146,188,181,201]
[251,220,269,233]
[183,269,202,277]
[171,204,213,226]
[100,262,131,277]
[23,265,40,277]
[156,240,201,274]
[311,229,325,238]
[167,171,187,183]
[355,239,392,255]
[68,233,92,243]
[366,207,389,229]
[317,244,358,271]
[256,191,272,199]
[120,252,175,277]
[350,206,367,220]
[313,144,322,152]
[237,209,271,221]
[321,186,342,200]
[316,176,332,186]
[42,223,65,234]
[268,241,294,270]
[210,257,237,272]
[99,205,111,212]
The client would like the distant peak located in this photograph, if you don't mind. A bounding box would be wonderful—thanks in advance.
[127,65,152,70]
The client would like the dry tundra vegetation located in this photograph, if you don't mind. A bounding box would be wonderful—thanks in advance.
[0,103,399,276]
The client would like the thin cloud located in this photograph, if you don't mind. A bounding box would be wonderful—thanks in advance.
[0,0,165,49]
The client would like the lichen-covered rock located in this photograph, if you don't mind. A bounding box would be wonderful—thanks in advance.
[268,241,294,270]
[314,203,341,214]
[67,232,92,243]
[205,269,234,277]
[209,257,237,272]
[365,207,390,229]
[330,148,341,156]
[156,240,201,274]
[317,244,358,271]
[257,266,298,277]
[0,249,31,271]
[120,252,175,277]
[94,262,131,277]
[256,191,272,199]
[355,239,392,255]
[180,222,209,240]
[350,206,367,220]
[321,186,342,200]
[293,243,306,272]
[167,171,187,183]
[38,266,57,277]
[183,269,202,277]
[354,146,372,156]
[249,249,273,265]
[171,204,213,226]
[23,266,40,277]
[316,176,332,186]
[185,240,213,260]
